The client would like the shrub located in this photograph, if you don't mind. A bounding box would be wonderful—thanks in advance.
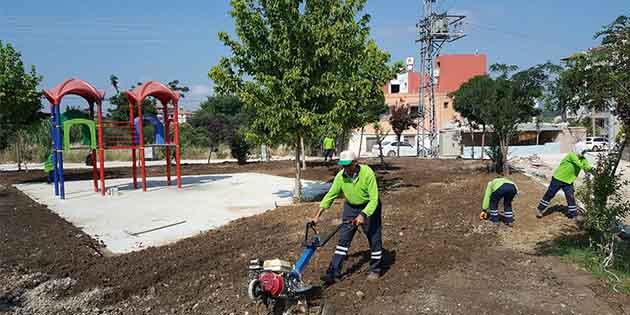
[230,133,251,165]
[576,152,630,269]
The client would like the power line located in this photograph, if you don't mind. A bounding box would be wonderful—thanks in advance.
[465,21,575,52]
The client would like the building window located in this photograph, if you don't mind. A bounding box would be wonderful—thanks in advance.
[390,84,400,93]
[444,101,449,109]
[403,135,415,144]
[409,105,418,114]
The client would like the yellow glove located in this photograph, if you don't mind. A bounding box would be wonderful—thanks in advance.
[479,211,488,221]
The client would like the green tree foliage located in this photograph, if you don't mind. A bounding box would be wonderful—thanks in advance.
[190,95,252,162]
[388,104,417,157]
[452,63,550,174]
[0,41,43,151]
[566,16,630,274]
[452,75,496,159]
[209,0,397,200]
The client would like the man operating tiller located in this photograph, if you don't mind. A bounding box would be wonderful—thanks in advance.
[311,150,383,285]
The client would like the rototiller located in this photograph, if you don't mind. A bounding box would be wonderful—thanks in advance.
[247,221,353,314]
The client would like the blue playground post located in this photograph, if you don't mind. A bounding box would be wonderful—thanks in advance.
[56,105,65,199]
[50,105,59,196]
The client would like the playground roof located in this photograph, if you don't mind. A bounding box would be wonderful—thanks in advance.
[125,81,180,107]
[44,78,105,106]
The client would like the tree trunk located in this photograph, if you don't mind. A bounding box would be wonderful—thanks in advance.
[469,127,475,159]
[207,145,213,164]
[481,125,486,160]
[294,137,303,202]
[611,135,629,177]
[459,130,464,156]
[501,138,510,175]
[561,109,567,122]
[300,136,306,170]
[536,131,541,145]
[358,127,364,157]
[592,115,596,136]
[396,134,401,157]
[16,134,22,171]
[378,142,385,167]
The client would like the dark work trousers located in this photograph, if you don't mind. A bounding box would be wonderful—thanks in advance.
[327,201,383,278]
[537,177,577,218]
[489,183,518,223]
[47,171,54,184]
[324,149,334,161]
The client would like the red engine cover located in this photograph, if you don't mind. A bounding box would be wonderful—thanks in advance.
[258,272,284,297]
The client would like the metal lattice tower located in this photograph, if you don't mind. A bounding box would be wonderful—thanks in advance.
[416,0,466,157]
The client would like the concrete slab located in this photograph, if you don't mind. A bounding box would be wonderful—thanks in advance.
[14,173,331,254]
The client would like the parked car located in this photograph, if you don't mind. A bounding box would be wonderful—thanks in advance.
[372,141,426,157]
[583,136,608,152]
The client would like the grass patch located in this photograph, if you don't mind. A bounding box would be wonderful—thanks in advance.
[549,237,630,292]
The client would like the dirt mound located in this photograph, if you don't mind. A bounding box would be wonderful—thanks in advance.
[1,158,629,314]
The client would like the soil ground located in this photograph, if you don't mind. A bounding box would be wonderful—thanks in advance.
[1,158,630,315]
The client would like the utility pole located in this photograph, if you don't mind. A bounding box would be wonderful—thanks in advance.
[416,0,466,157]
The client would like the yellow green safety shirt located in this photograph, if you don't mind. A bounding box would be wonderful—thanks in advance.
[323,137,335,150]
[553,152,592,184]
[320,164,379,216]
[44,154,54,173]
[482,177,517,210]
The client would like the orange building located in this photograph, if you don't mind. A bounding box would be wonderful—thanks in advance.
[349,53,487,155]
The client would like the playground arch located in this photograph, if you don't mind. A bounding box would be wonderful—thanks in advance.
[44,78,183,199]
[125,81,182,190]
[43,78,105,199]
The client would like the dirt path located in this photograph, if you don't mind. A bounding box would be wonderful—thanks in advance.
[1,159,629,314]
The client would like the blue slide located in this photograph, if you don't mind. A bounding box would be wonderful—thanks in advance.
[134,114,165,145]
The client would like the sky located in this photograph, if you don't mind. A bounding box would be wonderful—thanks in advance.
[1,0,629,111]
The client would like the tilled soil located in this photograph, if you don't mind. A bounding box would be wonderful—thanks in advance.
[1,158,629,315]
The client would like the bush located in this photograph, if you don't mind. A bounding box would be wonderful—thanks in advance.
[576,152,630,269]
[230,133,251,164]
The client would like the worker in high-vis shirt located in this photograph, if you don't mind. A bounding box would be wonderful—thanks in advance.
[481,176,518,226]
[311,150,382,284]
[322,136,336,162]
[537,147,592,219]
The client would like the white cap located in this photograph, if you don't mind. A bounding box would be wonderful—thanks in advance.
[337,150,357,166]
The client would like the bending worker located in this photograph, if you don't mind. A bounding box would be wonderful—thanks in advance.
[311,150,382,284]
[481,175,518,226]
[537,147,592,219]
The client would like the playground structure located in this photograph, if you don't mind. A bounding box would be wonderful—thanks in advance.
[44,78,182,199]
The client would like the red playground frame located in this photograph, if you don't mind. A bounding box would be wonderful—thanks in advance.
[44,78,182,199]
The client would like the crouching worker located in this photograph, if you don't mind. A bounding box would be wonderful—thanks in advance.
[481,176,518,226]
[311,150,382,285]
[537,148,592,219]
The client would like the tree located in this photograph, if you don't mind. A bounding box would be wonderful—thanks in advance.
[209,0,396,201]
[191,95,252,163]
[373,122,389,167]
[388,104,417,157]
[452,75,496,160]
[453,64,548,174]
[486,64,548,174]
[564,16,630,273]
[0,41,43,158]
